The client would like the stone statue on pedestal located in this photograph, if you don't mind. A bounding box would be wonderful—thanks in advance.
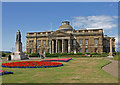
[16,30,21,42]
[10,30,28,60]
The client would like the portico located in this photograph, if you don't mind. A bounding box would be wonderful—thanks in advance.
[50,39,71,54]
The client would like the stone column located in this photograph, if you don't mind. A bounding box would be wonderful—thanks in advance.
[56,40,58,53]
[50,40,52,54]
[58,40,60,53]
[68,39,71,53]
[62,39,65,53]
[109,38,113,56]
[52,40,54,54]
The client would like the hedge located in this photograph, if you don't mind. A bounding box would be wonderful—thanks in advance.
[29,52,39,57]
[45,52,110,57]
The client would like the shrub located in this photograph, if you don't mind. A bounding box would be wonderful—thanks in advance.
[113,53,120,61]
[61,53,68,56]
[91,52,100,55]
[92,55,101,57]
[101,52,108,57]
[29,52,39,57]
[26,52,31,54]
[45,53,59,57]
[2,52,6,57]
[116,52,120,55]
[85,52,90,55]
[68,52,74,55]
[76,52,84,55]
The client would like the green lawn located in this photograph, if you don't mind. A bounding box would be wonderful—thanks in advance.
[2,57,118,83]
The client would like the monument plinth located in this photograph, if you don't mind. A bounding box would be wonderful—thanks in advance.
[107,38,113,58]
[11,30,28,60]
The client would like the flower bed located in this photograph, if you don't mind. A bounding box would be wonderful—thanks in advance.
[2,61,63,68]
[0,69,13,76]
[42,58,72,62]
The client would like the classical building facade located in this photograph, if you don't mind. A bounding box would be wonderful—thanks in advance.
[26,21,115,54]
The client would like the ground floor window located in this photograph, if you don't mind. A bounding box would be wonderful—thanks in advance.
[38,49,40,54]
[43,49,45,54]
[79,48,82,52]
[85,48,88,53]
[48,49,50,53]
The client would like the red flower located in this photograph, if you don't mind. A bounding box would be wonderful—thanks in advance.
[2,61,63,68]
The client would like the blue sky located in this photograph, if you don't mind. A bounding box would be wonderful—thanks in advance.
[2,2,118,52]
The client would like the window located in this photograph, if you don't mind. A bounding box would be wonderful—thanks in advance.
[79,48,82,52]
[38,40,41,46]
[85,30,88,32]
[29,41,33,46]
[85,39,88,45]
[48,49,50,53]
[43,40,46,46]
[43,49,45,54]
[38,49,40,53]
[48,40,51,46]
[29,33,34,35]
[85,48,88,53]
[73,40,76,45]
[79,39,82,46]
[94,38,98,45]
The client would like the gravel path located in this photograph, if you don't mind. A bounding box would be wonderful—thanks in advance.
[103,58,119,78]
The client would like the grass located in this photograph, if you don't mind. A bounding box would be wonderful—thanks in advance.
[113,54,120,61]
[2,57,118,83]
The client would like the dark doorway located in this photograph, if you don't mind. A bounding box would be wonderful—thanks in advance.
[64,39,68,53]
[58,40,62,53]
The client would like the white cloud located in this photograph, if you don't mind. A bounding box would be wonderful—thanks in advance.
[114,34,120,52]
[72,15,117,30]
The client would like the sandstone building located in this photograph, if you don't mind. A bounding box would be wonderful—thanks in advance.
[26,21,115,54]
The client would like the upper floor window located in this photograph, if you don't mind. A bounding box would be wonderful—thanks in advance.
[29,33,34,35]
[85,39,88,45]
[73,40,76,46]
[85,30,88,32]
[94,38,99,45]
[79,39,83,46]
[38,40,41,46]
[29,40,33,46]
[43,40,46,46]
[48,40,51,46]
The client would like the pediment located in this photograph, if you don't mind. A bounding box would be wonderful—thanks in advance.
[50,30,72,37]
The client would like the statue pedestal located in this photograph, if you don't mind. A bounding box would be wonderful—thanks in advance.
[11,52,28,60]
[10,30,29,61]
[107,56,113,58]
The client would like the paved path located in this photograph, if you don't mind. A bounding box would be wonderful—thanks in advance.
[103,58,119,78]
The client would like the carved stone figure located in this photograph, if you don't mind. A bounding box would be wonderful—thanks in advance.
[10,30,28,60]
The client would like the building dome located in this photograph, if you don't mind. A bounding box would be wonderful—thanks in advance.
[57,21,73,31]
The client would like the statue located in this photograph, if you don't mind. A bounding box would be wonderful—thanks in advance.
[16,30,21,42]
[10,30,28,60]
